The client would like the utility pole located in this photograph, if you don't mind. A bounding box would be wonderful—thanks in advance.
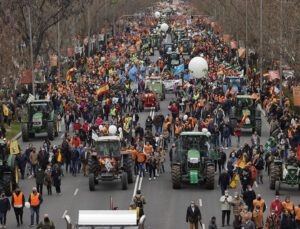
[279,0,283,106]
[28,6,35,96]
[259,0,263,92]
[245,0,249,78]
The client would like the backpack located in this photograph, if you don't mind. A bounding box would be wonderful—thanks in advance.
[135,195,143,208]
[255,158,264,170]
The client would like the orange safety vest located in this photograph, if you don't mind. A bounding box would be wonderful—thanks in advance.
[137,153,146,163]
[282,201,294,213]
[13,192,23,208]
[143,145,153,153]
[253,199,265,213]
[295,207,300,220]
[30,193,40,207]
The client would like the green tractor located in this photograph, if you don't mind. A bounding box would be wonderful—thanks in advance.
[171,131,215,189]
[0,139,19,196]
[21,100,58,141]
[229,95,261,135]
[145,76,166,100]
[269,157,300,195]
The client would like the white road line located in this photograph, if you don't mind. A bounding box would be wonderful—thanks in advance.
[138,175,143,191]
[73,188,79,196]
[199,198,202,207]
[62,210,68,219]
[60,133,64,139]
[255,181,258,188]
[132,175,140,202]
[202,223,205,229]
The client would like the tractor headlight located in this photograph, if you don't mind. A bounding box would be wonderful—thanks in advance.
[188,158,199,168]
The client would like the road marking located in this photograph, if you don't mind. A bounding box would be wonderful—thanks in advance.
[138,175,143,191]
[255,181,258,188]
[60,133,64,139]
[199,198,202,207]
[132,174,140,202]
[73,188,79,196]
[62,210,68,219]
[202,223,205,229]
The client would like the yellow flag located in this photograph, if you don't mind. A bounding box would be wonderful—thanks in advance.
[2,104,8,116]
[10,140,20,155]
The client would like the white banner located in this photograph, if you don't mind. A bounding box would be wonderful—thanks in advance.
[163,79,182,91]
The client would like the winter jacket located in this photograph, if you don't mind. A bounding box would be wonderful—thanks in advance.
[0,196,10,212]
[220,195,232,211]
[36,168,45,185]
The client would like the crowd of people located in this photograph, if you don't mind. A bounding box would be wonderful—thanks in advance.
[0,1,299,228]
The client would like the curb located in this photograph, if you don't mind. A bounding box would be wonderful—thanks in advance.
[12,132,22,141]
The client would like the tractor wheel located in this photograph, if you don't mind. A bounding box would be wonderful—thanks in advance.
[171,165,181,189]
[123,155,134,184]
[7,155,18,190]
[89,173,95,191]
[47,122,55,141]
[88,157,98,175]
[255,119,262,136]
[206,165,215,190]
[269,162,281,190]
[275,181,280,195]
[121,172,128,190]
[21,124,29,142]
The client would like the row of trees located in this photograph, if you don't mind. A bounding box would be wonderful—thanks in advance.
[189,0,300,80]
[0,0,158,90]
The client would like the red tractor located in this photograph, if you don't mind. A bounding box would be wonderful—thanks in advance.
[138,91,160,111]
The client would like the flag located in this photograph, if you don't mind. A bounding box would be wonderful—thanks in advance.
[229,174,239,188]
[174,64,184,76]
[184,73,191,81]
[128,65,137,81]
[121,73,126,83]
[66,67,77,81]
[96,83,110,96]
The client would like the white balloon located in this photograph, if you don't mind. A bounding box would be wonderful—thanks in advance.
[99,125,104,130]
[109,125,117,135]
[188,57,209,79]
[154,11,161,18]
[183,115,188,121]
[160,23,169,32]
[25,202,30,209]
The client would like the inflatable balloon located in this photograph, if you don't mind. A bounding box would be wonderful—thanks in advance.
[154,11,161,18]
[188,57,208,79]
[109,125,117,135]
[160,23,169,32]
[25,202,30,208]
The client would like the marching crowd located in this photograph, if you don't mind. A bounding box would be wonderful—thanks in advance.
[0,2,299,229]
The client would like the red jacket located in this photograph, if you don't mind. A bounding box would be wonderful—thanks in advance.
[73,122,81,132]
[270,200,282,216]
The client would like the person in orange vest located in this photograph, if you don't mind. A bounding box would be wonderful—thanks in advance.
[28,187,43,227]
[282,195,294,214]
[137,151,147,177]
[295,203,300,228]
[11,187,25,226]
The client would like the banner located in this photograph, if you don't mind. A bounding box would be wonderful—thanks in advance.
[163,79,182,91]
[293,86,300,107]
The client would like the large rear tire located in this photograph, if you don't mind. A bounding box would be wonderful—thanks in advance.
[89,173,95,191]
[47,122,55,141]
[206,165,215,190]
[21,124,29,142]
[171,165,181,189]
[123,155,134,184]
[121,172,128,190]
[269,162,281,190]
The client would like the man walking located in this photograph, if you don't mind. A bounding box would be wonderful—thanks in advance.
[219,190,232,227]
[186,200,202,229]
[11,187,25,226]
[28,187,43,227]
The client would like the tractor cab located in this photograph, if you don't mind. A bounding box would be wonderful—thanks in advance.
[171,131,215,189]
[167,52,181,69]
[145,77,165,100]
[163,43,173,55]
[179,38,192,55]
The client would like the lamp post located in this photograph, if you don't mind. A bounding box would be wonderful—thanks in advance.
[245,0,249,78]
[279,0,283,106]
